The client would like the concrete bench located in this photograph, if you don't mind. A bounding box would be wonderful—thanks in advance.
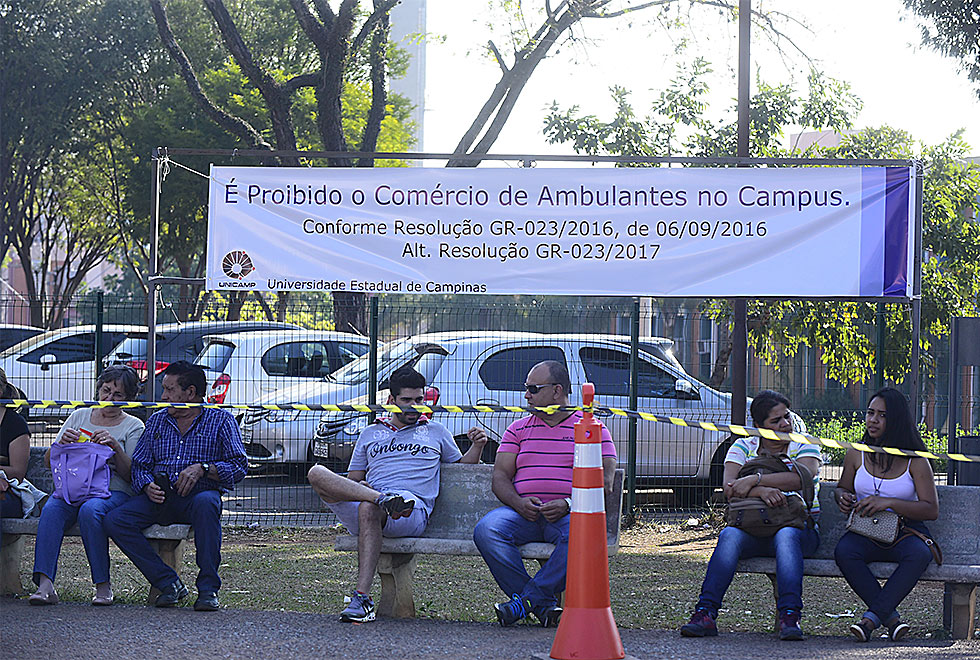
[333,463,625,618]
[0,447,193,604]
[736,482,980,639]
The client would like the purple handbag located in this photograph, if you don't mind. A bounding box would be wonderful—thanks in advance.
[49,439,115,505]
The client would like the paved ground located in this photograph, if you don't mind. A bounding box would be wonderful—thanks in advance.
[3,597,978,660]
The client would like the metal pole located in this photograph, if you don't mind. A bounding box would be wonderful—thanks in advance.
[146,153,162,402]
[95,291,105,377]
[909,167,924,420]
[948,318,960,486]
[731,0,751,425]
[627,298,640,524]
[368,295,379,423]
[876,302,886,389]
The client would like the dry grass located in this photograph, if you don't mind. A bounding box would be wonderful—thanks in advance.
[13,522,969,638]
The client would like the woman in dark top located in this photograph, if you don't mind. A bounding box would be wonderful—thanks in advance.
[0,367,30,518]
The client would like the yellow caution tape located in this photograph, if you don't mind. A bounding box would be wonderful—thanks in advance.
[3,398,974,463]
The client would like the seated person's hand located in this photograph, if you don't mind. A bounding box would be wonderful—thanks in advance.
[836,488,857,513]
[175,464,202,497]
[755,486,786,507]
[0,476,8,499]
[466,427,488,447]
[59,428,82,444]
[728,474,758,498]
[144,481,166,505]
[854,494,890,516]
[517,496,542,521]
[539,498,569,522]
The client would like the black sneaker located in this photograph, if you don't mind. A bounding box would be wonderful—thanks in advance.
[850,617,876,642]
[375,492,415,519]
[886,617,910,642]
[154,578,189,608]
[778,609,804,641]
[680,608,718,637]
[536,605,563,628]
[495,594,531,626]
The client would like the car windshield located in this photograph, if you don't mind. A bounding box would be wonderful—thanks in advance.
[329,339,418,385]
[195,341,235,372]
[107,337,150,361]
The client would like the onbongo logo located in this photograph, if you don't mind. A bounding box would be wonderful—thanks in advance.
[221,250,255,280]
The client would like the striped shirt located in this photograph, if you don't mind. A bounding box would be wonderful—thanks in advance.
[726,437,822,515]
[131,407,247,495]
[498,412,617,502]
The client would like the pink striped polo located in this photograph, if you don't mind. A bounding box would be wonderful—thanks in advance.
[498,411,617,502]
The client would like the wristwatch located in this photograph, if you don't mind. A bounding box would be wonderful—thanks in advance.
[564,497,573,512]
[200,462,211,476]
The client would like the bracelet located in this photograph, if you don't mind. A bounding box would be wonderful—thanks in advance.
[755,472,762,486]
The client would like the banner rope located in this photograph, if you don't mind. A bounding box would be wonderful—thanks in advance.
[4,398,974,464]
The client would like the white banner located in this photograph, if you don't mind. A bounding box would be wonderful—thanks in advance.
[206,166,915,298]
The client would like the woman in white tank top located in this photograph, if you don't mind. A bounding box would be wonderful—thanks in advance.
[833,387,938,643]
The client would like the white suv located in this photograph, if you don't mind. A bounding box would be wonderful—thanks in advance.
[304,332,733,498]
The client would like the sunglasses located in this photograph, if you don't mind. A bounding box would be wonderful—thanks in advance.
[524,383,559,394]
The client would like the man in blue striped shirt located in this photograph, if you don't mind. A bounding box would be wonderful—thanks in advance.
[105,361,247,611]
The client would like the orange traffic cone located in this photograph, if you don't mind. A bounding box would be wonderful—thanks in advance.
[548,383,625,660]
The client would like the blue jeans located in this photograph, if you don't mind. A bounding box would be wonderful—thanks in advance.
[104,490,223,594]
[473,506,568,615]
[696,524,820,618]
[33,490,130,585]
[834,521,934,626]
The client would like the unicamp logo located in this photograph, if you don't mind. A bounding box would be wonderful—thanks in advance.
[220,251,256,288]
[222,250,255,279]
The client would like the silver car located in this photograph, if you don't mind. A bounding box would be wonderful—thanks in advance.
[309,332,733,498]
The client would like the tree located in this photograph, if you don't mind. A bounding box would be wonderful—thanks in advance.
[142,0,420,330]
[147,0,806,328]
[544,61,980,387]
[1,0,159,327]
[904,0,980,99]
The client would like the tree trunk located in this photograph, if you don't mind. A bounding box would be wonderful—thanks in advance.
[709,322,733,389]
[333,291,367,334]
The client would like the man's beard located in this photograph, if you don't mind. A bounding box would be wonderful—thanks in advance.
[394,410,420,426]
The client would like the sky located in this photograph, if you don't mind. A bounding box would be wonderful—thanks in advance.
[420,0,980,160]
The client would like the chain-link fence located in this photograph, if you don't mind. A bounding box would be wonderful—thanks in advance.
[2,292,977,525]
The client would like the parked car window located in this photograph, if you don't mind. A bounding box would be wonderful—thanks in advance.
[18,332,126,365]
[262,341,332,378]
[478,346,566,392]
[336,341,369,366]
[579,346,678,398]
[196,341,235,372]
[0,327,42,352]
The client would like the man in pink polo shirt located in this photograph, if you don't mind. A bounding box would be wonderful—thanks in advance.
[473,360,617,628]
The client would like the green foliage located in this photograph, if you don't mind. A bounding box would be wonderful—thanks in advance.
[544,59,980,386]
[806,413,949,472]
[905,0,980,98]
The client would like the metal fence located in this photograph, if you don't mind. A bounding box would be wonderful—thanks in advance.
[2,292,977,525]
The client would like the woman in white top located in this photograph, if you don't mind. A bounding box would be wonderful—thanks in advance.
[29,366,145,606]
[834,387,939,642]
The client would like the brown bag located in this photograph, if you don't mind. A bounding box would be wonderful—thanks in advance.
[724,453,814,537]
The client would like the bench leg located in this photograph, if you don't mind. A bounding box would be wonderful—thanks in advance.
[946,583,978,640]
[377,552,416,618]
[0,535,26,595]
[145,539,188,605]
[766,573,779,633]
